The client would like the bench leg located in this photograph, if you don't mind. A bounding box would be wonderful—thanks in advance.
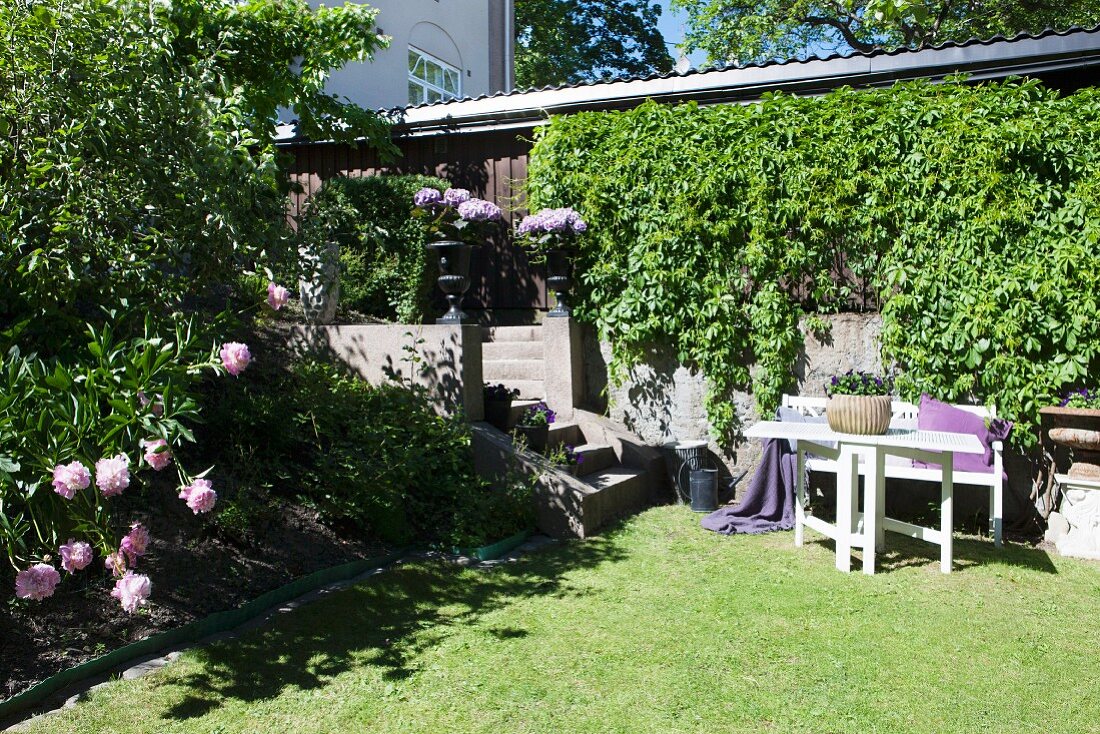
[795,448,806,547]
[991,483,1003,548]
[940,454,954,574]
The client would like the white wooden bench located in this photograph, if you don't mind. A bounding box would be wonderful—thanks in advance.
[781,395,1004,547]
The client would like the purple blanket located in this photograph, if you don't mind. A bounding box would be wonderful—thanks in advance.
[701,438,797,535]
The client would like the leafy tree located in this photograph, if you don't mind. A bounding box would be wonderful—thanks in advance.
[671,0,1100,64]
[515,0,673,87]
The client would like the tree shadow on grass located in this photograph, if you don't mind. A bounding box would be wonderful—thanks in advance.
[157,534,628,721]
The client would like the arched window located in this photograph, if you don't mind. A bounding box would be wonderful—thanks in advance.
[408,47,461,104]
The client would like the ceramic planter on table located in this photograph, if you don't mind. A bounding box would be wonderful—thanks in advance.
[826,394,891,435]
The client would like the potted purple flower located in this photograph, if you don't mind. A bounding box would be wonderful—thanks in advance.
[513,401,556,453]
[825,371,893,435]
[413,187,503,323]
[1040,388,1100,479]
[515,207,587,317]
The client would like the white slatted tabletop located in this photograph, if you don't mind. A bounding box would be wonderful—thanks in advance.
[744,421,983,455]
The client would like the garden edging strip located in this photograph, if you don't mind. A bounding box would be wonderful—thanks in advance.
[0,549,408,725]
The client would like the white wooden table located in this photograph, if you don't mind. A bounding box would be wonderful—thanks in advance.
[743,422,984,574]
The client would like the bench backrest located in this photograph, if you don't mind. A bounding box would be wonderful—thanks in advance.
[781,395,995,430]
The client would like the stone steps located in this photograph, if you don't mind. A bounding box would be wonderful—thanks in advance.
[547,421,582,450]
[572,443,617,476]
[482,325,542,343]
[482,358,544,382]
[482,340,543,361]
[495,379,544,400]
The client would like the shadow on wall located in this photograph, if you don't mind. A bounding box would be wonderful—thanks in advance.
[282,324,481,420]
[154,535,630,722]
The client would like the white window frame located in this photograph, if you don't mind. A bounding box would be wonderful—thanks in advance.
[408,46,462,105]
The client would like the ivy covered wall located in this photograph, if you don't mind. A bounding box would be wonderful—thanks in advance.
[526,79,1100,448]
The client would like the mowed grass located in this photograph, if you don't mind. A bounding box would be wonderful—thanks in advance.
[20,506,1100,734]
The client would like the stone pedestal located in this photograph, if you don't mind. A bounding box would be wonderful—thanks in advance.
[1045,474,1100,560]
[542,317,584,421]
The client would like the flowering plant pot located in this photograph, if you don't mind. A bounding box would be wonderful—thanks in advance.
[514,401,556,453]
[1040,403,1100,479]
[515,207,587,318]
[826,394,892,435]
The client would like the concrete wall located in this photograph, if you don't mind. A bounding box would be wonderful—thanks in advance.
[581,312,1036,528]
[309,0,513,111]
[285,323,484,420]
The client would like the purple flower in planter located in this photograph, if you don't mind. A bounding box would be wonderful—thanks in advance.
[443,188,471,206]
[458,198,503,222]
[413,187,443,208]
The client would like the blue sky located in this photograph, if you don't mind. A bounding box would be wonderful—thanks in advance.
[655,2,709,68]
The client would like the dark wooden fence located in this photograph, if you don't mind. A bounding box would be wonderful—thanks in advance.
[284,129,546,316]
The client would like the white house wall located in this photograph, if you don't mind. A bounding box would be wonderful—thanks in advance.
[311,0,499,111]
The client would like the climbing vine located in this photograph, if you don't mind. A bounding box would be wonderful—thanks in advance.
[526,79,1100,447]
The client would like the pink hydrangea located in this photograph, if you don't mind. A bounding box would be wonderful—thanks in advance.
[59,539,94,573]
[220,342,252,377]
[267,282,290,311]
[179,478,217,514]
[15,563,60,601]
[105,551,127,578]
[120,523,150,564]
[95,454,130,497]
[138,391,164,417]
[51,460,91,499]
[111,572,152,614]
[141,438,172,471]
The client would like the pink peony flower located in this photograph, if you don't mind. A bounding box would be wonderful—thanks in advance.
[179,478,217,514]
[111,572,152,614]
[120,523,150,564]
[15,563,60,601]
[141,438,172,471]
[138,391,164,417]
[105,551,127,578]
[95,454,130,497]
[220,342,252,377]
[267,282,290,310]
[51,461,91,499]
[59,539,94,573]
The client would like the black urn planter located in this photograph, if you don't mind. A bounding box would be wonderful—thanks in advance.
[545,248,573,318]
[427,240,477,324]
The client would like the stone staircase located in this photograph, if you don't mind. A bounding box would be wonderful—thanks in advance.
[473,406,663,539]
[481,325,545,400]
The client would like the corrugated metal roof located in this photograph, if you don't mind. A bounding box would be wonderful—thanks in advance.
[277,24,1100,143]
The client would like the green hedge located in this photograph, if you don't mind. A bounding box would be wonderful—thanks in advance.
[526,79,1100,447]
[296,174,448,323]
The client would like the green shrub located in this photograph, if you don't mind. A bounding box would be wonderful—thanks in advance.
[527,78,1100,447]
[296,175,450,323]
[196,356,533,547]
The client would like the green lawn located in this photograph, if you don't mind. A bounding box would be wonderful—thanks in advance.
[22,506,1100,733]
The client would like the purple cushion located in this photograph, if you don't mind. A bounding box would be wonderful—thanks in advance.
[913,394,1012,474]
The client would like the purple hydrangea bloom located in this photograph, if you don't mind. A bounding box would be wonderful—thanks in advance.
[457,198,503,222]
[516,211,544,236]
[413,187,442,208]
[443,188,471,206]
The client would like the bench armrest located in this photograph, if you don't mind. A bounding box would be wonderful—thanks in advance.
[991,441,1004,453]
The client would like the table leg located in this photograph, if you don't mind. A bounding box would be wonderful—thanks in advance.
[941,452,954,574]
[795,447,806,547]
[863,448,883,575]
[836,446,857,573]
[875,451,886,548]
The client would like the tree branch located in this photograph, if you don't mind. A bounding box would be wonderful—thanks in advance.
[802,14,876,53]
